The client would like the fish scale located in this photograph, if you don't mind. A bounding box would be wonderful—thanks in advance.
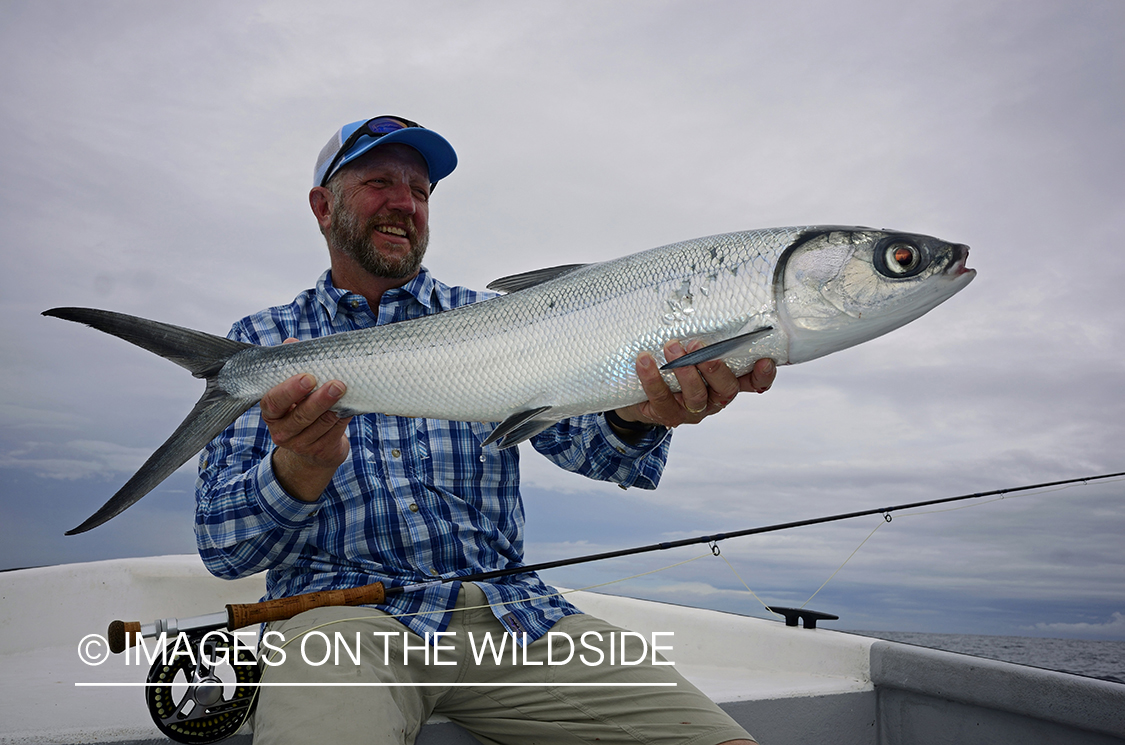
[221,228,794,422]
[44,224,974,532]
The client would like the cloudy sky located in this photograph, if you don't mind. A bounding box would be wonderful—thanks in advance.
[2,0,1122,641]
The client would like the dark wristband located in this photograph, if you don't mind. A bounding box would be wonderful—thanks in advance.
[604,409,658,433]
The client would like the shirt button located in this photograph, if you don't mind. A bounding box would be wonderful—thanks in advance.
[391,448,401,458]
[430,568,440,576]
[409,503,419,512]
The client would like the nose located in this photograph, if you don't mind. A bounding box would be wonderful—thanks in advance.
[385,180,417,214]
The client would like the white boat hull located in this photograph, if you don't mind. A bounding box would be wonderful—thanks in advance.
[2,556,1121,744]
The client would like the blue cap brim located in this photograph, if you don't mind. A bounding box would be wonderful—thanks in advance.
[327,128,457,186]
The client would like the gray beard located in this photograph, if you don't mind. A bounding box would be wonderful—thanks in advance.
[329,197,429,280]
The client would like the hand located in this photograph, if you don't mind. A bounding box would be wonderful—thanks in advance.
[613,339,776,430]
[259,339,352,502]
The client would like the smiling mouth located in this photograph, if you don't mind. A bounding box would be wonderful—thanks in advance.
[376,225,408,238]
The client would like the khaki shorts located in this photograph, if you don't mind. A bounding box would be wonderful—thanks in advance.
[252,583,754,745]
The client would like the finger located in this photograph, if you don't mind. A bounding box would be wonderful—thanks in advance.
[299,413,354,464]
[665,340,709,415]
[267,380,348,445]
[690,344,742,411]
[635,352,681,427]
[743,358,776,394]
[276,382,346,441]
[260,373,317,421]
[275,411,353,463]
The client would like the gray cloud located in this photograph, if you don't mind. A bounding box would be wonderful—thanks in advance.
[1030,612,1125,640]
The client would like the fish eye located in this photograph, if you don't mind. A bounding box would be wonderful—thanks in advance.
[874,240,927,278]
[887,244,919,273]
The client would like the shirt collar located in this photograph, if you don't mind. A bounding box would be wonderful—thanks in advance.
[316,267,440,319]
[388,266,439,311]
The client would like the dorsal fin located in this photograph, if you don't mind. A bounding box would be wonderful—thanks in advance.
[486,264,590,294]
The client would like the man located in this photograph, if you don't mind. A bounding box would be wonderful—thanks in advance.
[196,116,775,744]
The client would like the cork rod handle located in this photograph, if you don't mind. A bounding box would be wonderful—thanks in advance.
[107,620,143,654]
[226,581,386,630]
[106,581,387,653]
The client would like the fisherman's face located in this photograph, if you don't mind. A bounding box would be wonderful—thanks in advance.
[326,144,431,280]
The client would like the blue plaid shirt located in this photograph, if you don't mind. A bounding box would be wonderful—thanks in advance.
[196,269,671,642]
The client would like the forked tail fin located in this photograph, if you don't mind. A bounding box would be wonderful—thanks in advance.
[42,308,258,534]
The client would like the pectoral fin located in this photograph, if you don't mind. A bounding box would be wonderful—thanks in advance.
[660,326,774,371]
[482,406,555,448]
[497,419,557,448]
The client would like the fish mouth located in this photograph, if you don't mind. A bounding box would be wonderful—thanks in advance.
[948,244,976,279]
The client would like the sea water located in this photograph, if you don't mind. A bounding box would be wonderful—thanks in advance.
[847,631,1125,684]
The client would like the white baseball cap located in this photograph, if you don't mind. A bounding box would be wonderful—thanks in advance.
[313,115,457,188]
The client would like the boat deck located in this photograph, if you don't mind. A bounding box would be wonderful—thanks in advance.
[2,555,1121,744]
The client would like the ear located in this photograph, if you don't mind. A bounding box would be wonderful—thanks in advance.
[309,186,333,232]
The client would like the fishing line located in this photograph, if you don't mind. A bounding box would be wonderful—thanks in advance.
[800,519,886,609]
[708,472,1124,614]
[711,549,775,615]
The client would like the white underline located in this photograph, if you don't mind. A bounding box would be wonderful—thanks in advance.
[75,682,677,688]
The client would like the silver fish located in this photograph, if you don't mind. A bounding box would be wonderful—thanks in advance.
[45,226,974,534]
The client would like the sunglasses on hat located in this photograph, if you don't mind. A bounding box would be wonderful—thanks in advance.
[318,115,425,188]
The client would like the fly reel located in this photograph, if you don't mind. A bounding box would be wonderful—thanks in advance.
[112,581,389,743]
[144,629,259,744]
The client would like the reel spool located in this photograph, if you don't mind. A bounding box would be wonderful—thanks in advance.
[145,629,259,744]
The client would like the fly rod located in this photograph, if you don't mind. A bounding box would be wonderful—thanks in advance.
[109,469,1124,651]
[432,470,1125,586]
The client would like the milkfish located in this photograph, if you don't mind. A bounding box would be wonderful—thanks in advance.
[45,226,975,534]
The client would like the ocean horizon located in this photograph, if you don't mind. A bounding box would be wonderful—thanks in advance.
[846,630,1125,684]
